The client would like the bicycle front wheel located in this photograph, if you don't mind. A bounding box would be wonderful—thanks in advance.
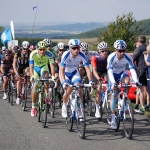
[22,84,28,111]
[76,99,86,139]
[66,101,73,132]
[123,98,134,139]
[41,102,48,128]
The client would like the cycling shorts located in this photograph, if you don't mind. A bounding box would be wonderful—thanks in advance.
[60,69,82,85]
[34,66,49,79]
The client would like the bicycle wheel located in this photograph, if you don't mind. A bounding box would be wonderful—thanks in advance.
[22,84,28,111]
[10,82,13,106]
[50,87,55,118]
[66,100,73,132]
[7,80,11,103]
[76,99,86,139]
[104,93,111,125]
[41,93,48,128]
[84,87,92,116]
[123,98,134,139]
[36,95,42,122]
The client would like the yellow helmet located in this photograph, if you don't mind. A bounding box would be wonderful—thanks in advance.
[37,41,46,49]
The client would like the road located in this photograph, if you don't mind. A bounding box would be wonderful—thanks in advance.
[0,85,150,150]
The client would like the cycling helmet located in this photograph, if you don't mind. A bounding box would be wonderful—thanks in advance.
[5,49,11,54]
[68,39,80,48]
[114,40,127,50]
[43,38,52,47]
[57,42,65,50]
[80,43,88,51]
[30,45,36,50]
[97,42,108,50]
[12,46,19,50]
[37,41,46,49]
[2,46,6,51]
[22,41,29,49]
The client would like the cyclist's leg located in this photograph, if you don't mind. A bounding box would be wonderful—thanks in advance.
[2,74,8,100]
[24,67,31,87]
[60,72,72,118]
[72,70,82,100]
[31,67,41,117]
[10,68,16,89]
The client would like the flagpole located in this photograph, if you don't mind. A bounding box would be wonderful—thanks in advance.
[31,5,38,39]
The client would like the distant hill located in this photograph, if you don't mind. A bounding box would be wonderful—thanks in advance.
[65,19,150,39]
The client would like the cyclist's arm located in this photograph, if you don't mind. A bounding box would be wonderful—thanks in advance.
[50,63,55,77]
[60,66,65,82]
[29,56,34,77]
[84,65,92,81]
[13,58,18,75]
[92,56,100,80]
[0,61,5,74]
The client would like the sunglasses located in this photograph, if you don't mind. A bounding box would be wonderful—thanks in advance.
[72,47,80,50]
[59,49,64,51]
[39,49,46,51]
[101,50,108,53]
[5,55,10,56]
[23,48,28,50]
[118,50,126,53]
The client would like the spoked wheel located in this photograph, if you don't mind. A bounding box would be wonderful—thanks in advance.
[76,99,86,139]
[10,82,13,106]
[7,81,11,103]
[123,98,134,139]
[84,88,92,116]
[41,102,48,128]
[37,102,41,122]
[21,84,28,111]
[104,94,111,125]
[50,88,55,118]
[115,107,120,132]
[66,101,73,132]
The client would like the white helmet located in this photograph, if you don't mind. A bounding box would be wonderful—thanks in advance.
[22,41,29,49]
[43,38,52,47]
[97,42,108,51]
[80,43,88,51]
[2,46,6,51]
[114,40,127,50]
[57,42,65,50]
[68,39,80,48]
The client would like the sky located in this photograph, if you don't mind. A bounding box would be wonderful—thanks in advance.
[0,0,150,25]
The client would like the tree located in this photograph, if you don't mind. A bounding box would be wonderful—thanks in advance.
[98,12,143,52]
[0,26,5,48]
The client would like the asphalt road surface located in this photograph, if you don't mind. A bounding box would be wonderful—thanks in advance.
[0,85,150,150]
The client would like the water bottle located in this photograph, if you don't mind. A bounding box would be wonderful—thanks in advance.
[72,110,76,120]
[101,91,105,103]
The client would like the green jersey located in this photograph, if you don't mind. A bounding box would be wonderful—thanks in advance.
[29,49,54,67]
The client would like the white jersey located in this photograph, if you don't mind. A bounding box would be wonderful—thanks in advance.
[107,52,138,83]
[107,52,134,74]
[61,50,89,73]
[85,51,93,63]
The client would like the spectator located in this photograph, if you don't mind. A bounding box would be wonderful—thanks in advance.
[133,35,148,113]
[143,45,150,110]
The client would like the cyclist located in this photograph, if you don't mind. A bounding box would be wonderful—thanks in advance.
[79,42,93,79]
[92,42,108,118]
[29,45,36,52]
[13,41,30,104]
[0,47,5,83]
[107,40,141,129]
[55,42,66,105]
[29,41,55,117]
[60,39,94,118]
[1,50,15,99]
[43,38,58,59]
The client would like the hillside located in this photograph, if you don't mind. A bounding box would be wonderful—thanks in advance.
[65,19,150,39]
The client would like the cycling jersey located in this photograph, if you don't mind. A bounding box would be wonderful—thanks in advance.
[84,51,93,64]
[1,57,13,72]
[107,52,138,84]
[14,50,30,65]
[48,49,58,59]
[61,51,89,73]
[92,55,107,73]
[29,49,54,67]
